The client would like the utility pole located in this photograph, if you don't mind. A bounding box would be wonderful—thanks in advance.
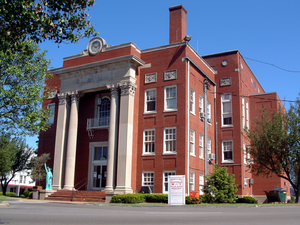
[204,79,209,176]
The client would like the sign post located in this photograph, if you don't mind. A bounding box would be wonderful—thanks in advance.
[168,175,185,205]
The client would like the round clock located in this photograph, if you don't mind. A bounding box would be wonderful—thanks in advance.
[88,39,102,55]
[221,59,228,67]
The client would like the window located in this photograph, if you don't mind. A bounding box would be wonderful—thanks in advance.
[19,175,23,184]
[207,102,211,121]
[190,172,195,191]
[199,95,203,117]
[163,171,176,193]
[207,138,211,155]
[24,176,26,184]
[243,142,247,164]
[97,97,110,126]
[190,89,195,114]
[47,103,55,124]
[144,129,155,154]
[94,146,108,160]
[143,172,154,193]
[199,174,204,195]
[164,86,177,111]
[190,129,195,156]
[199,134,204,158]
[145,89,156,113]
[246,100,249,128]
[222,140,233,162]
[164,127,176,153]
[242,97,245,128]
[221,94,232,126]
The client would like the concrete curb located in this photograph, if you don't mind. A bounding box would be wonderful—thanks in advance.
[0,202,10,207]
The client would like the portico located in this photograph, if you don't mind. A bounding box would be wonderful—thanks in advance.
[50,39,144,195]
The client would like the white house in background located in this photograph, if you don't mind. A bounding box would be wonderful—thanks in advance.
[6,170,36,196]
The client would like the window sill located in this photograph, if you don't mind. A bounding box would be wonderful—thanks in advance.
[221,125,233,128]
[144,111,157,115]
[162,152,177,156]
[222,160,234,163]
[190,154,196,157]
[190,112,196,116]
[142,153,155,156]
[199,157,204,160]
[163,109,177,113]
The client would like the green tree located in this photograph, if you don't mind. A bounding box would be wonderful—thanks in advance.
[202,166,238,203]
[0,41,51,135]
[1,0,98,52]
[29,153,50,186]
[246,101,300,203]
[0,133,33,195]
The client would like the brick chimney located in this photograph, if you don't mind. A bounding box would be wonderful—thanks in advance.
[169,5,187,44]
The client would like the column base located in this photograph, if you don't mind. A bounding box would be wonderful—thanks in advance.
[52,185,62,190]
[114,186,133,195]
[63,185,74,190]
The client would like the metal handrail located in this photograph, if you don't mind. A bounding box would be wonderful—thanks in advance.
[71,178,87,201]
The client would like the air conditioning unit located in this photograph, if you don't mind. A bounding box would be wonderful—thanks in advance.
[249,179,254,185]
[207,118,212,123]
[208,153,215,160]
[199,112,205,119]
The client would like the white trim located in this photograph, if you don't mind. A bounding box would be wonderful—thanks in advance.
[221,93,233,127]
[190,88,195,114]
[222,140,234,163]
[142,171,154,193]
[163,171,176,193]
[190,129,195,156]
[164,85,177,111]
[144,88,157,113]
[164,127,177,154]
[143,129,155,155]
[199,133,204,159]
[47,103,55,124]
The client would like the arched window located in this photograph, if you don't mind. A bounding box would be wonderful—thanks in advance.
[97,97,110,126]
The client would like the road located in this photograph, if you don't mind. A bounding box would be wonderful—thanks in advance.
[1,201,300,225]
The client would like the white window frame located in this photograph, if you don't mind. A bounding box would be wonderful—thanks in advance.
[207,101,211,121]
[243,141,247,164]
[199,95,203,116]
[143,129,155,155]
[190,172,195,191]
[242,97,245,128]
[97,96,110,126]
[145,88,156,113]
[222,140,234,163]
[207,138,211,155]
[190,129,195,156]
[163,171,176,193]
[199,134,204,159]
[190,88,195,114]
[47,103,55,124]
[142,172,154,193]
[164,127,177,154]
[221,93,233,126]
[199,174,204,195]
[246,100,249,128]
[164,85,177,111]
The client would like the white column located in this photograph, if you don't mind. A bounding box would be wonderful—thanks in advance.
[105,84,119,193]
[63,91,80,190]
[52,92,69,190]
[115,81,136,194]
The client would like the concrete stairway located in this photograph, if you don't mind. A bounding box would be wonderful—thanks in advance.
[45,190,106,203]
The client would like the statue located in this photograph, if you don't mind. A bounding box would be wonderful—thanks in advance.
[44,163,53,190]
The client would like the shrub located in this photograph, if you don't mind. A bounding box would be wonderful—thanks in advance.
[200,194,212,203]
[0,192,3,195]
[6,192,17,197]
[242,196,258,204]
[145,194,168,203]
[186,196,200,204]
[111,194,146,204]
[203,166,238,203]
[23,190,33,199]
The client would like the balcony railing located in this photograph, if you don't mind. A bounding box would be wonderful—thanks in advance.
[87,117,110,130]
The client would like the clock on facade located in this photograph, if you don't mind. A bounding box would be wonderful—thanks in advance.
[88,38,103,55]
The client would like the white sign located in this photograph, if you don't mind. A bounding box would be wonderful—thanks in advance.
[168,175,185,205]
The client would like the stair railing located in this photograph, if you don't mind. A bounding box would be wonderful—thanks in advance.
[71,178,87,201]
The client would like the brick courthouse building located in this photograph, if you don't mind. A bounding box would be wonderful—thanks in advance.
[39,5,290,202]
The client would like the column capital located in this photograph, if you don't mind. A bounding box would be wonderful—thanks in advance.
[118,81,137,96]
[107,84,119,97]
[57,92,68,105]
[68,91,81,103]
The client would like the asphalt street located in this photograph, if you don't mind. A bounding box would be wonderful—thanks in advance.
[1,201,300,225]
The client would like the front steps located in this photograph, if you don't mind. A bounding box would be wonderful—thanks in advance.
[45,190,106,203]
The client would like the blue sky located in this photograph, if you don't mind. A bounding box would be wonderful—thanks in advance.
[26,0,300,149]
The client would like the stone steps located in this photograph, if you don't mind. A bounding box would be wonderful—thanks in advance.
[45,190,106,203]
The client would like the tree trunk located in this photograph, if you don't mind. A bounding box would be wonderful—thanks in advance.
[296,169,300,203]
[1,181,8,196]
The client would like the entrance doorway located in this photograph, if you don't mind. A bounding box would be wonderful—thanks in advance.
[91,145,108,190]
